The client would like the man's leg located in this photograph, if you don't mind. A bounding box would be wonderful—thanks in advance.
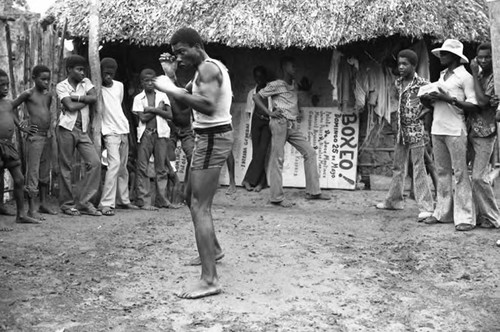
[38,135,56,214]
[267,118,292,206]
[116,134,136,208]
[0,166,15,216]
[424,141,438,195]
[154,136,179,208]
[176,167,222,299]
[56,127,78,214]
[377,141,409,210]
[225,151,236,195]
[471,136,500,228]
[135,132,156,210]
[25,135,45,219]
[75,130,101,215]
[409,145,434,215]
[99,135,121,214]
[9,165,39,224]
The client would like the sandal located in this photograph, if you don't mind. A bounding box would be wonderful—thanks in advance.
[62,207,81,216]
[455,223,475,232]
[79,206,102,217]
[101,206,115,216]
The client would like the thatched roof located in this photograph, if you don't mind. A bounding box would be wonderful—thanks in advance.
[46,0,490,49]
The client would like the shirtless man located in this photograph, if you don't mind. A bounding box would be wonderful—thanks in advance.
[0,69,41,230]
[12,65,58,220]
[155,27,233,299]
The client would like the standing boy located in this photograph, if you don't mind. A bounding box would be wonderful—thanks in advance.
[376,50,434,220]
[421,39,478,231]
[241,66,272,192]
[12,65,58,219]
[0,69,40,230]
[155,27,233,299]
[56,55,102,216]
[254,56,330,207]
[98,58,138,216]
[468,42,500,229]
[133,68,177,210]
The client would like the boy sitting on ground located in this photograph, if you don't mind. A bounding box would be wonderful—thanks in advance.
[12,65,58,220]
[0,69,41,231]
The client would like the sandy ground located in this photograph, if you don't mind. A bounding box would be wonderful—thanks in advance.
[1,187,500,332]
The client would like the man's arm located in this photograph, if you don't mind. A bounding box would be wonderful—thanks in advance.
[154,62,220,116]
[470,59,490,108]
[61,87,97,113]
[11,89,32,109]
[144,101,173,120]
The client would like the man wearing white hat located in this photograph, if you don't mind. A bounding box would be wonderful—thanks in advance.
[421,39,479,231]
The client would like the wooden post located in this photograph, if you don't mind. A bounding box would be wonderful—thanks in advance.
[88,0,103,153]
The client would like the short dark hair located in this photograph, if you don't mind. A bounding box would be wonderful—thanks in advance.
[170,27,204,49]
[140,68,156,80]
[253,66,267,76]
[0,69,8,78]
[101,58,118,71]
[32,65,50,78]
[280,56,295,70]
[397,49,418,67]
[477,42,492,54]
[65,55,87,69]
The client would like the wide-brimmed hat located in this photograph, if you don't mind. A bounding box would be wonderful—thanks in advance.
[431,39,469,64]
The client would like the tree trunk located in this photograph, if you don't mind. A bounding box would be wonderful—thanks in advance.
[88,0,102,153]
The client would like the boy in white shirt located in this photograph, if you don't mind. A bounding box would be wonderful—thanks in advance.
[98,58,138,215]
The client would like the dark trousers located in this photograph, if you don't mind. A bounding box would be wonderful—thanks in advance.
[243,114,271,187]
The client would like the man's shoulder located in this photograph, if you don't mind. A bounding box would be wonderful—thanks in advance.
[454,66,472,80]
[56,78,70,88]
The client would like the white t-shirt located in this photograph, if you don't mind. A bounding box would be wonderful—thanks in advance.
[101,80,129,136]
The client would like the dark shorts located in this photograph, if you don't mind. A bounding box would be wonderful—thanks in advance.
[191,124,234,171]
[0,139,21,170]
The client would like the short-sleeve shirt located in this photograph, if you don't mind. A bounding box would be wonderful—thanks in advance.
[132,89,171,142]
[468,71,496,138]
[394,74,429,145]
[101,80,129,136]
[56,78,94,132]
[258,79,299,120]
[431,66,478,136]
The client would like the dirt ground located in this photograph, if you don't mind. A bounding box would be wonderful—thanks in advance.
[1,187,500,332]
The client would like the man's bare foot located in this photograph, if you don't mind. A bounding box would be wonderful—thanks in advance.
[186,252,225,266]
[242,181,254,192]
[140,205,158,211]
[271,199,295,208]
[175,279,222,299]
[225,184,237,195]
[254,184,263,192]
[38,205,58,215]
[159,203,182,209]
[0,205,15,216]
[16,215,42,224]
[27,210,46,221]
[0,221,13,232]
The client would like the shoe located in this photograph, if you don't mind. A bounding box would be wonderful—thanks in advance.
[375,202,403,210]
[455,223,475,232]
[417,211,433,222]
[424,216,439,224]
[477,217,497,229]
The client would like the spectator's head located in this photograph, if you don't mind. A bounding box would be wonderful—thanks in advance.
[280,56,296,78]
[397,49,418,78]
[253,66,268,87]
[476,42,492,72]
[0,69,9,98]
[101,58,118,86]
[32,65,51,91]
[170,27,205,67]
[65,55,87,82]
[431,39,469,66]
[140,68,156,92]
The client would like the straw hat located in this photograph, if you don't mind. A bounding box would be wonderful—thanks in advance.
[431,39,469,64]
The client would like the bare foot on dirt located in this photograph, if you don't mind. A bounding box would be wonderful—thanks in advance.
[0,220,13,231]
[38,205,58,215]
[140,205,158,211]
[254,184,263,192]
[186,252,225,266]
[225,184,237,195]
[0,205,15,216]
[16,215,42,224]
[27,210,46,221]
[242,181,254,192]
[161,203,182,209]
[271,199,295,208]
[175,279,222,299]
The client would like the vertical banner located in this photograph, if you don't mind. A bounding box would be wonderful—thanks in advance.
[175,104,359,190]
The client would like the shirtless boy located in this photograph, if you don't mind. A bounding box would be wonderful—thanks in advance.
[12,65,57,219]
[0,69,41,230]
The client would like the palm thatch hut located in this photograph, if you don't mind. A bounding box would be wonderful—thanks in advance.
[45,0,490,188]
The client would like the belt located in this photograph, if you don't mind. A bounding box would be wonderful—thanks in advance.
[194,124,232,135]
[144,127,157,134]
[32,131,48,137]
[254,113,270,121]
